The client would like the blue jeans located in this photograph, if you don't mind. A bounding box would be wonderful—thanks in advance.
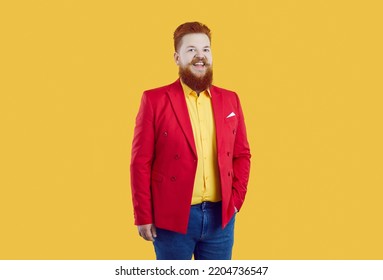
[153,201,236,260]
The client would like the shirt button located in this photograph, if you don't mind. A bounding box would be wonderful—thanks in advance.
[175,154,180,160]
[170,176,176,182]
[233,129,236,135]
[163,131,168,137]
[228,172,231,177]
[227,152,230,156]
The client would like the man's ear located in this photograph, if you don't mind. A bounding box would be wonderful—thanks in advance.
[174,52,179,65]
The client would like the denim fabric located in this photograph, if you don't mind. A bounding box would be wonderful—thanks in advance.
[153,201,235,260]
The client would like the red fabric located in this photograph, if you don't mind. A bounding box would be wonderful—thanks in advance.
[130,79,251,234]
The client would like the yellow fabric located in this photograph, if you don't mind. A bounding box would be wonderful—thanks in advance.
[181,81,222,205]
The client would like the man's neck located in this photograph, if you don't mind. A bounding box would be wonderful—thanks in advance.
[179,78,210,95]
[180,79,212,97]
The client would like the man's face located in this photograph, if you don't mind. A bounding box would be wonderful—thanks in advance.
[174,33,213,92]
[174,33,213,78]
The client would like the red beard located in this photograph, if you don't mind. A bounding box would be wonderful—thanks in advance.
[179,62,213,93]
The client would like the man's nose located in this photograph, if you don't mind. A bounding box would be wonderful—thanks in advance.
[195,50,205,58]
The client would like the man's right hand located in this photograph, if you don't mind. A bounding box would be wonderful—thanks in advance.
[137,224,157,241]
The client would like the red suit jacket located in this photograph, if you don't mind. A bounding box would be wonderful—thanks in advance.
[130,79,251,234]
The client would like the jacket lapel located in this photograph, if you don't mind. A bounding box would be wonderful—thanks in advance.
[167,79,197,157]
[210,85,224,149]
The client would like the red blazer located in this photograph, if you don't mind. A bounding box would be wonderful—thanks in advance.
[130,79,251,234]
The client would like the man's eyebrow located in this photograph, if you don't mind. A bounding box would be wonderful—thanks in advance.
[185,45,211,48]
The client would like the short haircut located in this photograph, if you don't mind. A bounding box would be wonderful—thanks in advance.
[173,22,211,52]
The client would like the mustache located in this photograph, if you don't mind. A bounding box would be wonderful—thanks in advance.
[190,57,210,66]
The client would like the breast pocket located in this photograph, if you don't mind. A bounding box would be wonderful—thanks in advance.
[224,116,238,130]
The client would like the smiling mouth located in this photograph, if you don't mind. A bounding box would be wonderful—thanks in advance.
[191,57,209,68]
[192,61,208,72]
[193,61,205,66]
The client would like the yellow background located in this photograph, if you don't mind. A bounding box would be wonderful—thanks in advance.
[1,0,382,259]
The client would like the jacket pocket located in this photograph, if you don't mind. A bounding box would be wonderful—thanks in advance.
[224,116,237,124]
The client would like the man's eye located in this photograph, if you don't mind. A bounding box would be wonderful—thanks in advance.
[188,49,196,52]
[204,48,210,52]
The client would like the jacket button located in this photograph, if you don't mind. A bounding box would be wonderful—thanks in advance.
[175,154,180,160]
[228,172,231,177]
[227,152,230,157]
[232,129,236,135]
[163,131,168,136]
[171,176,176,182]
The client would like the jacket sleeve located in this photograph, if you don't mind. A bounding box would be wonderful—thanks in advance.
[232,93,251,211]
[130,92,155,225]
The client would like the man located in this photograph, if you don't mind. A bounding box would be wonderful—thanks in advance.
[130,22,251,260]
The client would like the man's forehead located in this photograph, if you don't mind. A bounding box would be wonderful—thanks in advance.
[180,33,211,46]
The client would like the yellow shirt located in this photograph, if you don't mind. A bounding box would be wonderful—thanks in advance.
[181,82,222,205]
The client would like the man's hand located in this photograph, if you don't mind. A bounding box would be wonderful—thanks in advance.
[137,224,157,241]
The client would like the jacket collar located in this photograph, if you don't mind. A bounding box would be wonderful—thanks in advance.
[166,79,224,157]
[166,79,197,157]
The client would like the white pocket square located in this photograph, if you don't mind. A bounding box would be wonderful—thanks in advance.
[226,112,236,118]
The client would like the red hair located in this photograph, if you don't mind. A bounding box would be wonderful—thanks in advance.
[173,22,211,52]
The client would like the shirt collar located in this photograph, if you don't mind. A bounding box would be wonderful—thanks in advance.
[180,80,211,98]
